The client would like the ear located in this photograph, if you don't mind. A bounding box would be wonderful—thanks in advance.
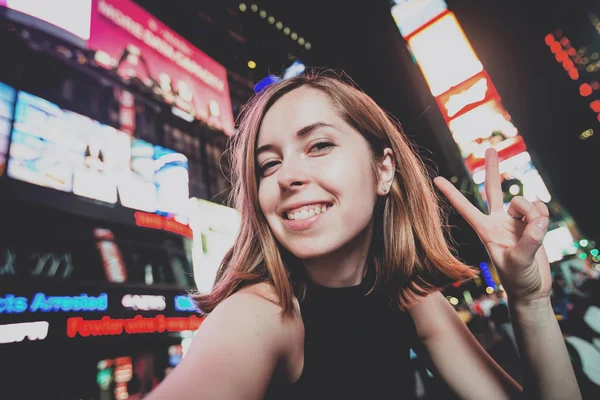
[376,148,395,196]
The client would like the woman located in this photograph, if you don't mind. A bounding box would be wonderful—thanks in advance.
[147,73,580,399]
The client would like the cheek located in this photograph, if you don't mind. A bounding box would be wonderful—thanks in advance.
[258,180,280,224]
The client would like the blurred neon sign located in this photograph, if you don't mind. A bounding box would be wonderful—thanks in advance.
[174,295,199,312]
[121,294,166,311]
[444,78,488,117]
[0,321,49,344]
[66,314,205,337]
[134,212,193,238]
[0,293,108,314]
[479,262,497,289]
[436,71,501,123]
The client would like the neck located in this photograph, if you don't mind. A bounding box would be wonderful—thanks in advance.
[301,223,372,288]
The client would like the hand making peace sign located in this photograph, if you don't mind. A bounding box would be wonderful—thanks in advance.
[434,148,552,304]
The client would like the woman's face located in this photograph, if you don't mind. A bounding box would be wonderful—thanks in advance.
[256,87,384,260]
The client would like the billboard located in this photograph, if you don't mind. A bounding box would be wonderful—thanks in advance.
[89,0,234,135]
[7,90,190,216]
[407,12,483,96]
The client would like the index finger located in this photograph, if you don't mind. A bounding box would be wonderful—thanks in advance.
[484,148,504,213]
[434,176,486,232]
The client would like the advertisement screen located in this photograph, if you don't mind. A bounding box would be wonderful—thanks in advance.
[7,91,190,216]
[408,12,483,96]
[89,0,234,135]
[0,81,16,176]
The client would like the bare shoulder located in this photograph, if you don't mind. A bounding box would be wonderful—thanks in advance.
[407,291,458,341]
[207,281,302,349]
[146,282,303,399]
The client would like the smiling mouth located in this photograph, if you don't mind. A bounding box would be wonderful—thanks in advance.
[283,203,333,221]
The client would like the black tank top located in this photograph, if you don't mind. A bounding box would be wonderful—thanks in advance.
[266,279,419,399]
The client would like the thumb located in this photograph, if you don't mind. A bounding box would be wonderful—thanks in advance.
[511,216,549,266]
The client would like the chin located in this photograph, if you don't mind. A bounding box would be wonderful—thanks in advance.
[284,239,340,261]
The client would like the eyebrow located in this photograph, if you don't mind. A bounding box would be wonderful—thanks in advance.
[255,122,335,158]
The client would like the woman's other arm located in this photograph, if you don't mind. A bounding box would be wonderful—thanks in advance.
[146,284,302,400]
[409,291,522,400]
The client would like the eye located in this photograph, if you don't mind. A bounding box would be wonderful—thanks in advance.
[309,141,333,153]
[259,160,280,176]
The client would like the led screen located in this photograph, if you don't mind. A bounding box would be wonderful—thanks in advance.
[0,81,16,176]
[408,12,483,96]
[7,91,189,216]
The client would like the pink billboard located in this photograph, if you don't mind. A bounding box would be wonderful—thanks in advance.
[89,0,234,135]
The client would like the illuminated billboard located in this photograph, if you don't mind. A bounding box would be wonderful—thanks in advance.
[6,90,193,229]
[407,12,483,96]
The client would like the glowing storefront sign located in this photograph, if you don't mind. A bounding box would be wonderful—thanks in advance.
[0,321,49,344]
[174,295,199,312]
[66,314,204,337]
[0,293,108,313]
[121,294,166,311]
[407,12,483,96]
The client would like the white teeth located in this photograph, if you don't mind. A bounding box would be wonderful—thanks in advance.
[286,204,330,221]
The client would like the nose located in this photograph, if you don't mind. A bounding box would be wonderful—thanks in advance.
[277,156,309,191]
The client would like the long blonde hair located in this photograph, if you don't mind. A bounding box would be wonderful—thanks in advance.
[193,72,477,315]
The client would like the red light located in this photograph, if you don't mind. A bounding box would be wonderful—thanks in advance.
[555,51,568,62]
[590,100,600,113]
[580,83,593,97]
[559,37,570,46]
[597,114,600,123]
[134,212,193,238]
[550,42,562,54]
[569,69,580,80]
[568,48,577,57]
[591,81,600,90]
[562,59,575,70]
[66,315,205,338]
[544,34,555,45]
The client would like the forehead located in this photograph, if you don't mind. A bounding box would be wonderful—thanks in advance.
[257,87,337,144]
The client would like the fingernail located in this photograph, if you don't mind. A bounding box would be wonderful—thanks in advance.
[536,218,549,230]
